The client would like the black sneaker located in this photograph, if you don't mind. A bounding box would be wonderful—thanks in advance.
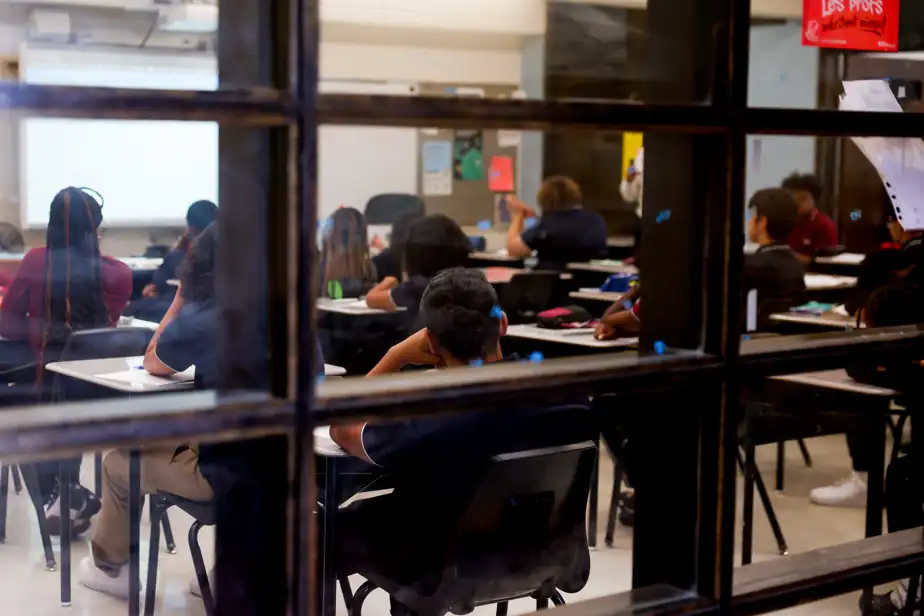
[45,483,100,537]
[618,491,635,528]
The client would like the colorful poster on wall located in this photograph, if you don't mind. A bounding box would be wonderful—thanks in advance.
[622,133,644,177]
[488,156,515,193]
[421,140,453,196]
[802,0,900,52]
[453,130,484,181]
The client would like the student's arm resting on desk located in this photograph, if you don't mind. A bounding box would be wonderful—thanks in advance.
[365,276,399,311]
[331,330,441,462]
[505,196,536,259]
[143,291,187,376]
[595,305,641,339]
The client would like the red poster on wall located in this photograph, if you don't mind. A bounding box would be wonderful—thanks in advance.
[802,0,901,52]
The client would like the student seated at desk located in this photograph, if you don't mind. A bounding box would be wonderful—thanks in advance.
[372,212,423,281]
[781,172,838,263]
[744,188,806,310]
[330,269,594,616]
[0,222,25,288]
[886,216,924,281]
[321,207,378,297]
[123,199,217,322]
[0,187,132,533]
[366,215,471,315]
[505,176,608,271]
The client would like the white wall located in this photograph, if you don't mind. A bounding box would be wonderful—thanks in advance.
[745,22,820,213]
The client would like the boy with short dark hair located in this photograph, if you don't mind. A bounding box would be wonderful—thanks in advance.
[781,172,838,261]
[745,188,807,302]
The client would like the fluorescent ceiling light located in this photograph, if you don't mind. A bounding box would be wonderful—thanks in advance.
[158,4,218,34]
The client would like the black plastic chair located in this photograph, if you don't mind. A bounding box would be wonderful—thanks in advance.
[145,493,214,616]
[468,236,487,252]
[0,463,56,571]
[500,272,560,324]
[341,440,597,616]
[364,194,425,225]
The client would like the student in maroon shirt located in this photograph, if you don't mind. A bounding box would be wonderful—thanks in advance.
[781,172,838,263]
[0,187,131,535]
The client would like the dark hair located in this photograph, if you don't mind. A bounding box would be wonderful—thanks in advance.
[781,172,823,203]
[846,249,908,314]
[866,280,924,328]
[749,188,800,242]
[537,176,582,213]
[187,200,218,232]
[403,215,472,279]
[179,222,217,304]
[41,187,108,351]
[420,267,501,361]
[0,223,24,253]
[389,212,424,275]
[322,207,376,293]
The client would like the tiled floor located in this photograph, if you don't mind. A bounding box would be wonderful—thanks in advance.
[0,437,900,615]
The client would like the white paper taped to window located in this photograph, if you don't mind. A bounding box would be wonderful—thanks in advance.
[840,80,924,231]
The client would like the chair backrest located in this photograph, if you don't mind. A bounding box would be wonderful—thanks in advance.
[364,194,426,225]
[468,236,487,252]
[52,327,155,401]
[500,271,559,323]
[364,437,597,615]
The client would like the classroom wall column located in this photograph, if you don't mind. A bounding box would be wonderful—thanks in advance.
[518,36,545,203]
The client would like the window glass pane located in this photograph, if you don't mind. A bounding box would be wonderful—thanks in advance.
[0,120,275,405]
[319,0,732,105]
[1,433,288,614]
[0,1,272,90]
[749,12,924,111]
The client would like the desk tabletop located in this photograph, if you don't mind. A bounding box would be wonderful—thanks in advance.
[771,369,897,397]
[481,267,523,284]
[470,251,522,263]
[317,298,405,316]
[769,311,858,329]
[506,324,637,348]
[567,261,639,275]
[815,253,865,266]
[569,289,624,303]
[46,356,346,392]
[607,236,635,248]
[118,257,164,270]
[804,274,857,290]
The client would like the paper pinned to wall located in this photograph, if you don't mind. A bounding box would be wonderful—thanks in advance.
[497,130,521,148]
[421,140,453,196]
[840,80,924,231]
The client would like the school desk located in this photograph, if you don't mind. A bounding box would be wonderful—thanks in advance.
[502,324,637,360]
[469,250,525,269]
[317,298,406,316]
[803,274,856,290]
[769,311,859,330]
[810,252,864,276]
[605,235,635,260]
[739,369,898,565]
[567,261,639,275]
[569,289,625,303]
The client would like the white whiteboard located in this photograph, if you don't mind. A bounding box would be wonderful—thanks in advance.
[318,126,419,220]
[21,118,218,227]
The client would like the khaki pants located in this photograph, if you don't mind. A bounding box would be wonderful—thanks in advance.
[91,447,213,573]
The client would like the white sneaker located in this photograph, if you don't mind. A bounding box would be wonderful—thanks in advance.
[189,569,214,598]
[809,471,868,508]
[78,556,132,600]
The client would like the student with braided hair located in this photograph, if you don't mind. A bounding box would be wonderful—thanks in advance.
[0,186,132,535]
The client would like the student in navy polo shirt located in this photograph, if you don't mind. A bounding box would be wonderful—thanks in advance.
[365,215,471,317]
[505,176,608,271]
[743,188,806,309]
[781,172,838,263]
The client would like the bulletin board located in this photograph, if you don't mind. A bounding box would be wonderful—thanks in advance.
[416,84,520,227]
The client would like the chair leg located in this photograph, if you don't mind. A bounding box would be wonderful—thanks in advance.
[20,464,56,571]
[496,601,509,616]
[797,439,813,467]
[550,592,566,606]
[775,441,785,491]
[605,455,622,547]
[351,581,378,616]
[160,507,177,554]
[751,455,789,557]
[737,448,755,566]
[587,440,599,549]
[338,576,354,609]
[11,463,22,494]
[536,598,550,610]
[60,463,72,606]
[901,576,921,615]
[143,502,163,616]
[189,521,215,616]
[0,464,9,543]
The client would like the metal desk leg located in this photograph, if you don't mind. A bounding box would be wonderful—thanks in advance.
[865,411,887,539]
[129,450,141,616]
[320,457,339,616]
[587,436,599,549]
[60,461,71,607]
[775,441,785,492]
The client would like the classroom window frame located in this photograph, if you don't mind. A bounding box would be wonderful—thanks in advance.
[0,0,921,615]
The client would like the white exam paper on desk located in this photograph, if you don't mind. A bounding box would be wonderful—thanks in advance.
[95,357,195,389]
